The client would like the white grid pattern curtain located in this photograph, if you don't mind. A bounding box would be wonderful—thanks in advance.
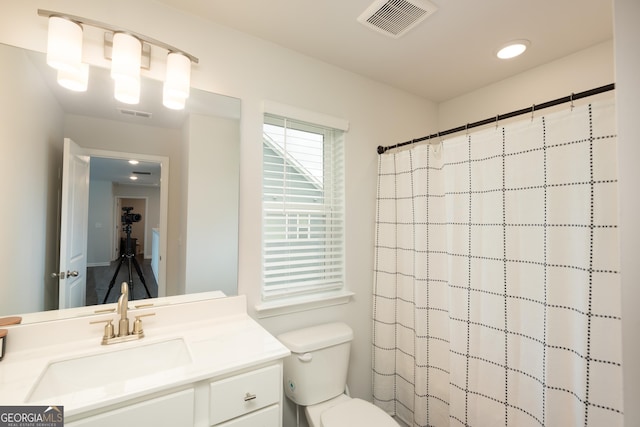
[373,98,623,426]
[262,114,345,299]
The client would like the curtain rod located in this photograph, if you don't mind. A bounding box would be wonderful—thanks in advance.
[377,83,615,155]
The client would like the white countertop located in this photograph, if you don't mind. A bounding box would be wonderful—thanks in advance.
[0,295,290,417]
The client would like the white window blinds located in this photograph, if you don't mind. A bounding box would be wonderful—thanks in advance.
[262,114,345,300]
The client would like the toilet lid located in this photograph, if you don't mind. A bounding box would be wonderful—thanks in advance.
[320,398,399,427]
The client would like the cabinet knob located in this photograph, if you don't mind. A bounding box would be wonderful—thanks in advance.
[244,392,257,402]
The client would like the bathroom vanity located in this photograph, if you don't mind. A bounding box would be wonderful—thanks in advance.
[0,295,290,426]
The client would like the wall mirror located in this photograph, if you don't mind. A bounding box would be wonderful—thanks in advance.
[0,42,241,323]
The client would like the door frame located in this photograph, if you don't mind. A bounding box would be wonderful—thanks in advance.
[85,148,169,298]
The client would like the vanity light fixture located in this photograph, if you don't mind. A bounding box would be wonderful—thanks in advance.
[46,16,83,72]
[46,16,88,91]
[111,32,142,104]
[114,71,141,104]
[57,62,89,92]
[39,9,199,109]
[163,52,191,110]
[496,40,530,59]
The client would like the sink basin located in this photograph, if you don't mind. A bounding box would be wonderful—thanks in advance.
[27,338,191,403]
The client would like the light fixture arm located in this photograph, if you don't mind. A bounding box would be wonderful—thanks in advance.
[37,9,199,64]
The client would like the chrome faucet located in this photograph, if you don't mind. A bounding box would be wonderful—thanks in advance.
[91,282,155,345]
[117,282,130,337]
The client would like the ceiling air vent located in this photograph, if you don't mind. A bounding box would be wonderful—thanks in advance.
[118,108,152,119]
[358,0,438,38]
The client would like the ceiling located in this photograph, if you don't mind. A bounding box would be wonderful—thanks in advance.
[156,0,613,102]
[90,157,161,187]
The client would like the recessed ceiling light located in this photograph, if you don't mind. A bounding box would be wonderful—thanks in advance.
[496,40,530,59]
[129,176,138,181]
[129,160,139,165]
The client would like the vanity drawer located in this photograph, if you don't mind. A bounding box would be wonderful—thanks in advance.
[209,364,280,425]
[216,404,279,427]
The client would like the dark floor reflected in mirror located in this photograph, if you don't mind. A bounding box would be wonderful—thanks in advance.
[86,255,158,305]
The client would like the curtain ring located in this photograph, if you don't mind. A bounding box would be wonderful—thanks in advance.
[531,104,535,122]
[495,115,499,130]
[570,93,575,111]
[433,132,443,156]
[465,123,469,136]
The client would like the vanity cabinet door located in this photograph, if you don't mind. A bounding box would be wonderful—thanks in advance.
[66,388,195,427]
[209,364,280,425]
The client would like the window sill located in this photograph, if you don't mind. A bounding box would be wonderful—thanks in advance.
[254,289,354,318]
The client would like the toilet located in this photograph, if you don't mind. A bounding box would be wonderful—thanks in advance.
[277,322,399,427]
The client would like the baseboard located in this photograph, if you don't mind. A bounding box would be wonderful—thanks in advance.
[87,262,111,268]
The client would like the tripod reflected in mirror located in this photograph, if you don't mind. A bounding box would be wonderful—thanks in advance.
[102,207,152,304]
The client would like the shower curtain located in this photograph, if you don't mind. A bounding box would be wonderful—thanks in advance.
[372,98,623,427]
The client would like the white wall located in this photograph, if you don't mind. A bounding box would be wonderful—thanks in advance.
[183,114,239,296]
[178,119,190,297]
[614,0,640,425]
[87,180,114,265]
[438,40,614,129]
[0,44,64,315]
[232,36,438,427]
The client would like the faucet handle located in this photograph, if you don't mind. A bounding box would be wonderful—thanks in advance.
[90,318,116,343]
[132,313,155,336]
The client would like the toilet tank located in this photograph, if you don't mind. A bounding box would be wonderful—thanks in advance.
[277,322,354,406]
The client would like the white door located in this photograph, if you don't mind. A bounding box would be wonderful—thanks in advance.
[58,138,90,309]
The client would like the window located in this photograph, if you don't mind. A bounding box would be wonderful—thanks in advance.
[262,113,345,301]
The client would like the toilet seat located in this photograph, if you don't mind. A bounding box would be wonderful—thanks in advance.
[320,398,399,427]
[305,394,351,426]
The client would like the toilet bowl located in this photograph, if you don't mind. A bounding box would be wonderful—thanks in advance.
[277,322,399,427]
